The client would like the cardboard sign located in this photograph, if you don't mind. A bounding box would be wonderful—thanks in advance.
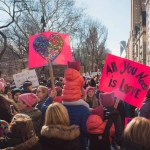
[99,54,150,108]
[13,70,39,88]
[28,31,73,68]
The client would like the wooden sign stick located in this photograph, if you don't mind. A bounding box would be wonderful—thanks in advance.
[48,59,55,91]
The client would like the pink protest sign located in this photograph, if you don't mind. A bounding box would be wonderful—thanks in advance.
[98,54,150,108]
[28,31,73,68]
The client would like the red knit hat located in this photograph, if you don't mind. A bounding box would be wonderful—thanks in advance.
[68,60,80,71]
[18,93,38,108]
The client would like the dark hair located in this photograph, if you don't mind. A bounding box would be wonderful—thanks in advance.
[23,81,32,89]
[0,94,19,122]
[11,88,22,99]
[90,78,96,87]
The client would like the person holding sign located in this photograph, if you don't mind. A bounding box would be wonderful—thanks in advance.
[35,86,53,113]
[139,88,150,119]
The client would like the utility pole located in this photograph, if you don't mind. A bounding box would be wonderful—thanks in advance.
[40,0,46,32]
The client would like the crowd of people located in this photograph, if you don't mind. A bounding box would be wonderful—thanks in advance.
[0,60,150,150]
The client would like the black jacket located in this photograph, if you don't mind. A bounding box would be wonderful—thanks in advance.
[88,108,123,150]
[121,141,148,150]
[40,124,82,150]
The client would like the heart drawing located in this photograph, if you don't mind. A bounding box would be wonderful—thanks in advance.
[33,34,64,61]
[124,84,133,94]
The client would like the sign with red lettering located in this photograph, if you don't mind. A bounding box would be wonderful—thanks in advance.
[99,54,150,108]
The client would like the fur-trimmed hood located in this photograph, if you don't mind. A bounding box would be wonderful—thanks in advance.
[2,136,39,150]
[41,125,80,140]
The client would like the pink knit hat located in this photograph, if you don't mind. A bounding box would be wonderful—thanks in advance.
[99,92,115,107]
[86,86,95,94]
[18,93,38,108]
[0,82,5,92]
[68,60,81,71]
[0,78,5,84]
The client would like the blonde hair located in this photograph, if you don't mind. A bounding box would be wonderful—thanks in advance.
[45,102,70,126]
[123,117,150,149]
[37,86,49,98]
[10,113,35,141]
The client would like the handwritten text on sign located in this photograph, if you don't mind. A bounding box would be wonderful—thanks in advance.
[98,54,150,108]
[13,70,39,88]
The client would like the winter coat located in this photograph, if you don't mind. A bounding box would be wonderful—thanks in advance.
[35,97,53,114]
[139,98,150,119]
[21,88,31,94]
[64,105,90,150]
[0,105,13,123]
[40,124,81,150]
[40,97,53,114]
[120,141,149,150]
[62,68,85,101]
[35,100,45,111]
[54,96,62,103]
[103,107,123,145]
[0,132,40,150]
[21,108,42,136]
[87,115,115,150]
[86,115,115,137]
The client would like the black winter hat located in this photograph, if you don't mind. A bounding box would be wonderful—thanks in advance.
[11,88,22,98]
[23,81,32,89]
[55,81,62,87]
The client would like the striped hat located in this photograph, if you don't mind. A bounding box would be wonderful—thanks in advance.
[0,120,9,137]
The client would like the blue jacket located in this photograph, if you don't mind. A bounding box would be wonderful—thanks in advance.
[41,97,53,114]
[64,105,90,150]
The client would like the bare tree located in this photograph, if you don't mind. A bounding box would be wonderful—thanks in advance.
[73,18,108,72]
[0,0,33,59]
[0,0,84,58]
